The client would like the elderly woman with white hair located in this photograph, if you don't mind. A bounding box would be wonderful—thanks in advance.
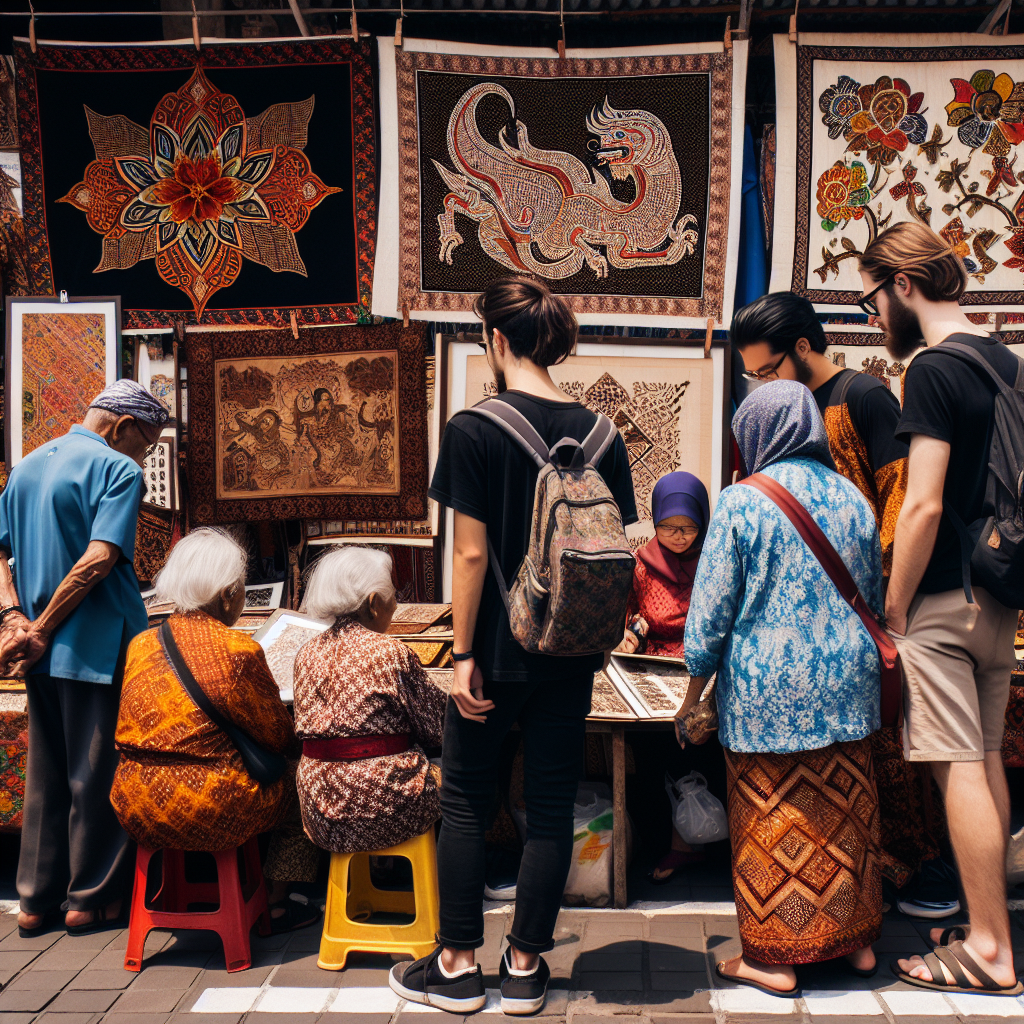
[293,547,447,853]
[110,529,320,932]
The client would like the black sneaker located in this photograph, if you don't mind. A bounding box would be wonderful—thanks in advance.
[389,946,486,1013]
[499,947,550,1016]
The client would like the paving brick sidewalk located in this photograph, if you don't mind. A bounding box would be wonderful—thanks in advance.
[2,904,1024,1024]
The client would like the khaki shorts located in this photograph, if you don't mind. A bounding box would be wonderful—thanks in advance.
[892,587,1016,762]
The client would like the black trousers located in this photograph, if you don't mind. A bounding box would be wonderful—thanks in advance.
[437,672,592,955]
[18,674,131,914]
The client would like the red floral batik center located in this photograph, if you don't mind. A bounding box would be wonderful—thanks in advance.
[150,155,248,224]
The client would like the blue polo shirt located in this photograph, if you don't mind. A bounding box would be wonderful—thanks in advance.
[0,426,148,683]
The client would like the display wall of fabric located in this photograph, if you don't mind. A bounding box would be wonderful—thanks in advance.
[292,616,446,854]
[0,693,27,833]
[14,38,375,327]
[186,322,428,524]
[725,740,884,965]
[448,340,727,546]
[111,611,297,852]
[373,37,747,329]
[825,334,908,403]
[771,32,1024,317]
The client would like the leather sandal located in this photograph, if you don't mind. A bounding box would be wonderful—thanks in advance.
[890,939,1024,995]
[66,902,124,937]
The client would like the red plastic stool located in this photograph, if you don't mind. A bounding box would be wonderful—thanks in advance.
[124,838,271,973]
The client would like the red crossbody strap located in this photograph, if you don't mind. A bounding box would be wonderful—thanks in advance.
[740,474,898,671]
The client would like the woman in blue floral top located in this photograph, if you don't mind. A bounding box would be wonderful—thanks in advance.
[682,380,884,998]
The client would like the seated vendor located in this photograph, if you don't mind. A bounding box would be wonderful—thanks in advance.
[110,529,320,932]
[615,471,711,883]
[293,547,446,853]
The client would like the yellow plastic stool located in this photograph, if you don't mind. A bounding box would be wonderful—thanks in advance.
[318,829,440,971]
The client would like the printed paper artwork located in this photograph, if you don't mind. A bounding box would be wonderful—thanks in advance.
[589,654,693,721]
[771,33,1024,313]
[186,322,428,524]
[374,38,747,328]
[141,432,177,510]
[15,38,376,327]
[4,298,120,467]
[253,609,330,702]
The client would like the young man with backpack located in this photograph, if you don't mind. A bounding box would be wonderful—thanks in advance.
[389,278,637,1015]
[863,222,1023,995]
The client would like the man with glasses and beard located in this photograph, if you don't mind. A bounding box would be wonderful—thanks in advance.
[730,292,964,921]
[861,222,1022,996]
[0,380,167,938]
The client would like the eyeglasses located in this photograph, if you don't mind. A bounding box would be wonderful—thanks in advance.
[857,276,894,316]
[656,524,700,539]
[741,350,789,383]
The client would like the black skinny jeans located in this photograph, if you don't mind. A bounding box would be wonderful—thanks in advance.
[437,671,593,955]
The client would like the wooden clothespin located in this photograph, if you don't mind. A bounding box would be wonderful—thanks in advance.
[289,310,299,339]
[557,38,565,60]
[557,0,566,60]
[402,300,410,329]
[704,318,714,358]
[394,17,403,47]
[351,9,359,42]
[995,312,1006,333]
[723,16,733,54]
[28,8,37,54]
[191,0,201,50]
[789,0,799,43]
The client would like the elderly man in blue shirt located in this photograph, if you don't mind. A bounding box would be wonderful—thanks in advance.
[0,380,167,936]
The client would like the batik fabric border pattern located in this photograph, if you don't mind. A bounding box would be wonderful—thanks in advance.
[14,38,376,329]
[186,323,428,524]
[789,39,1024,309]
[395,50,733,321]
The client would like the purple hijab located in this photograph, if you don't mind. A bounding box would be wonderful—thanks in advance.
[651,472,710,543]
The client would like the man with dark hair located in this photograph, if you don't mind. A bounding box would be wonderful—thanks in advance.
[860,222,1021,994]
[731,292,908,575]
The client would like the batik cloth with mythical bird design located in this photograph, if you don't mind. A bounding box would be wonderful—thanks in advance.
[14,39,375,327]
[376,42,744,327]
[771,34,1024,316]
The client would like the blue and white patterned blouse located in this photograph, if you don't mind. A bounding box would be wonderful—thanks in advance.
[683,457,883,754]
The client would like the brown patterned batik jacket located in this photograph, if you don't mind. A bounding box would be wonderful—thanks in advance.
[293,617,447,854]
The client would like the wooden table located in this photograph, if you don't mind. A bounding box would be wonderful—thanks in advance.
[585,717,675,909]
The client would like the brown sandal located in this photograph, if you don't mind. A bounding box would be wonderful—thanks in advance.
[890,939,1024,995]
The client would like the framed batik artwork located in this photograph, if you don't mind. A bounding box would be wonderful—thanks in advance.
[185,321,428,525]
[141,429,177,510]
[374,37,747,329]
[771,32,1024,315]
[4,296,120,467]
[440,339,729,598]
[14,37,375,328]
[133,333,178,423]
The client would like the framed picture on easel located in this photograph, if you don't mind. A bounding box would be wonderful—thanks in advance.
[4,295,120,468]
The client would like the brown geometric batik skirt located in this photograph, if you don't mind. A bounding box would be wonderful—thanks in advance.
[724,739,884,966]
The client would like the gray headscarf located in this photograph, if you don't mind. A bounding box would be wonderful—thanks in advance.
[732,380,835,475]
[89,380,169,427]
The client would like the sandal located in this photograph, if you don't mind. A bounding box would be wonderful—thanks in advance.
[890,939,1024,995]
[844,957,878,979]
[715,961,801,998]
[646,849,706,885]
[17,908,61,939]
[65,902,124,937]
[936,926,968,946]
[269,894,322,935]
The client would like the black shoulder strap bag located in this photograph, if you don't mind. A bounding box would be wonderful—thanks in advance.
[158,619,288,786]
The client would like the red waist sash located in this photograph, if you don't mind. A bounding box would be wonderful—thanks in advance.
[302,734,411,762]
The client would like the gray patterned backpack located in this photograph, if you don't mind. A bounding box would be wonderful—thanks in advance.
[465,398,636,657]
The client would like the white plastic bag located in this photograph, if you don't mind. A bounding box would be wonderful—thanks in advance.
[666,771,728,845]
[563,783,615,907]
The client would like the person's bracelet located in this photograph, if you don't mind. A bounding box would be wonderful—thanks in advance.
[0,605,25,628]
[451,650,475,663]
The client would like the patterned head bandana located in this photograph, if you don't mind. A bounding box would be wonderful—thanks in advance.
[732,380,835,475]
[89,379,170,427]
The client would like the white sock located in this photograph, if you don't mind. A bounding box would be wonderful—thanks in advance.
[505,948,537,976]
[437,954,477,979]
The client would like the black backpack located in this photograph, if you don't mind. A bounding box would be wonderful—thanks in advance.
[933,342,1024,610]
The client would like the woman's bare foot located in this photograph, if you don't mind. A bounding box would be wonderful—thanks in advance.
[846,944,876,972]
[717,954,797,993]
[64,901,121,931]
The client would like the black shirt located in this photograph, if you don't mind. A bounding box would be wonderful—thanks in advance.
[429,390,638,683]
[896,333,1019,595]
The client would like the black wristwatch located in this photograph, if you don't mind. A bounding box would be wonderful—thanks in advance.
[451,651,475,663]
[0,605,25,628]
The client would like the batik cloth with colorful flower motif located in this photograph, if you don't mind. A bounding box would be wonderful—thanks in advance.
[111,612,299,852]
[293,617,447,854]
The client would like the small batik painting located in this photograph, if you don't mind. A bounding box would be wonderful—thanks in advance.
[215,350,400,500]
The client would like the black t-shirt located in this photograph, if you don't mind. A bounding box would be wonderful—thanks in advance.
[429,391,638,683]
[896,333,1020,594]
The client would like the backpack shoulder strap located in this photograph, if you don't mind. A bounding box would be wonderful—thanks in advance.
[461,398,549,470]
[580,413,620,467]
[832,368,860,409]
